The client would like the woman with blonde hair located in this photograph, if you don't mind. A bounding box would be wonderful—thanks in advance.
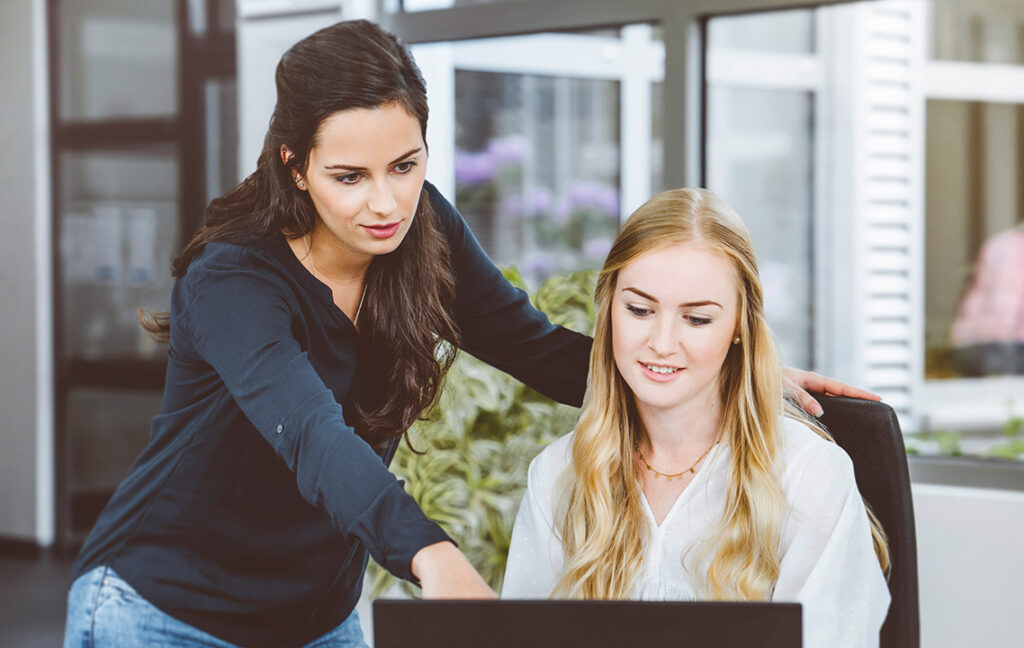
[503,188,891,647]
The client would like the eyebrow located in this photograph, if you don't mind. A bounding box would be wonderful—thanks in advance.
[622,286,722,309]
[323,147,423,172]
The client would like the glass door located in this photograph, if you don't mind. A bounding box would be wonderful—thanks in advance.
[50,0,238,545]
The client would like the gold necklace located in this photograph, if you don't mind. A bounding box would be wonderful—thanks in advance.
[636,439,719,481]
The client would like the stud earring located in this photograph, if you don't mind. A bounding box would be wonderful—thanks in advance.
[732,337,741,345]
[296,180,306,190]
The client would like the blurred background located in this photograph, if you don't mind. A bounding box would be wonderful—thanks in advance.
[1,0,1023,645]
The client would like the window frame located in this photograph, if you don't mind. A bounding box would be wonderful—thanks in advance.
[383,0,863,379]
[381,0,862,192]
[703,13,826,371]
[412,28,663,222]
[918,6,1024,433]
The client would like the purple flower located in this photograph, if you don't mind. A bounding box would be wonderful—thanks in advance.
[551,200,571,226]
[521,250,558,277]
[454,149,498,185]
[583,237,614,261]
[486,135,528,166]
[565,180,620,216]
[499,193,524,219]
[498,186,555,221]
[523,186,554,217]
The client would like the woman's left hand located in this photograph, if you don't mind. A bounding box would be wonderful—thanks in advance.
[782,367,880,417]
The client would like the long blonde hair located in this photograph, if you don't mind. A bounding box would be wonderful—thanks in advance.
[552,188,889,600]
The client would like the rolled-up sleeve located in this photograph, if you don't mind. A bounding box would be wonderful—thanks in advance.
[180,256,450,581]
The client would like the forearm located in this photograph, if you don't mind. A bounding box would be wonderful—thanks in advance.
[425,184,592,407]
[285,398,452,579]
[183,270,451,580]
[411,540,496,599]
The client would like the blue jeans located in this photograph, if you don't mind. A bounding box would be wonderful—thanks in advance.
[64,566,370,648]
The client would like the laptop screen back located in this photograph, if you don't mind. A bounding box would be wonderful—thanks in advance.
[373,599,801,648]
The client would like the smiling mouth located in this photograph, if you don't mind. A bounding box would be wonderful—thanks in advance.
[642,363,683,375]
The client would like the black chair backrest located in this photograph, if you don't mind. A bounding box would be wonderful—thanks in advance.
[812,393,920,648]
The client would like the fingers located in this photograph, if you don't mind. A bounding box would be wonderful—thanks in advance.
[782,367,881,418]
[783,367,881,401]
[791,384,824,418]
[814,374,881,401]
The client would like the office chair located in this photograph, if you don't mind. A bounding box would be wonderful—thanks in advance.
[811,393,920,648]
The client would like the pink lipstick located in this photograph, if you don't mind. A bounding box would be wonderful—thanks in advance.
[363,222,401,239]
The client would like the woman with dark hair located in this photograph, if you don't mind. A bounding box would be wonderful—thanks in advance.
[63,19,873,648]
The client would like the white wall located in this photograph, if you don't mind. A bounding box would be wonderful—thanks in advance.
[913,483,1024,648]
[0,0,53,545]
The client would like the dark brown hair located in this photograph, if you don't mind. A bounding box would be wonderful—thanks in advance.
[142,20,459,447]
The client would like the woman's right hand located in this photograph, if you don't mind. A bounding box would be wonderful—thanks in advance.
[410,541,497,599]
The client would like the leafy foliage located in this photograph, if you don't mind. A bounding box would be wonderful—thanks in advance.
[988,438,1024,460]
[905,429,963,457]
[367,268,597,597]
[988,406,1024,460]
[905,404,1024,461]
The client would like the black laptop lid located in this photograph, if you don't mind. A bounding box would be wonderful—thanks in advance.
[373,599,801,648]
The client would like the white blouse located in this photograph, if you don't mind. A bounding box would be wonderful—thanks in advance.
[502,417,891,648]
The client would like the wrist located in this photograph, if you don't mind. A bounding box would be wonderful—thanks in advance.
[410,540,457,582]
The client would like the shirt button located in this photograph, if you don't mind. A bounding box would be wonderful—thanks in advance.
[276,424,283,434]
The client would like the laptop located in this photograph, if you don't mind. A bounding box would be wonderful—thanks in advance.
[373,599,801,648]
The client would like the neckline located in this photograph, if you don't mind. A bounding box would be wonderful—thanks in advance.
[639,440,727,530]
[270,234,359,328]
[303,234,368,327]
[272,235,331,296]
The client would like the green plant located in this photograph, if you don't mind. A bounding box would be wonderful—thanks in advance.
[1002,409,1023,439]
[904,429,963,457]
[988,438,1024,460]
[989,404,1024,460]
[367,267,597,598]
[933,430,963,457]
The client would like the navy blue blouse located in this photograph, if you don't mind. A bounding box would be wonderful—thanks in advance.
[71,184,592,647]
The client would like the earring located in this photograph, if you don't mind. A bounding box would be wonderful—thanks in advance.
[290,166,306,190]
[732,337,741,345]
